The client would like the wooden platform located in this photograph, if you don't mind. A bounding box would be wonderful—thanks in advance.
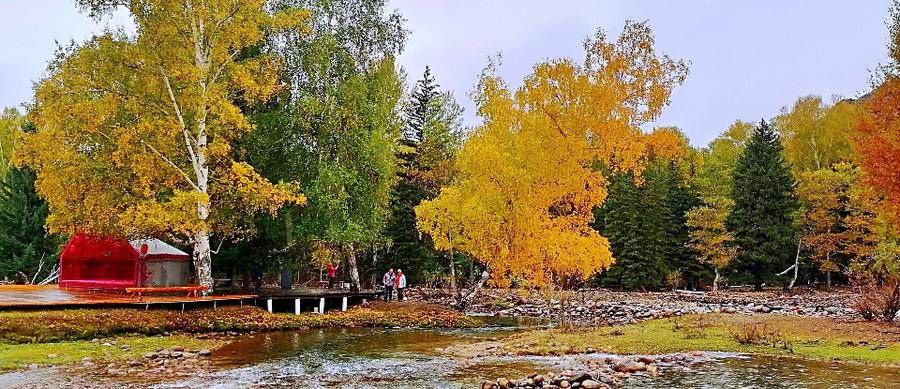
[0,285,253,311]
[0,285,381,313]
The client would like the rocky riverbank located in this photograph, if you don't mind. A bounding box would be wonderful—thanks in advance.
[482,352,709,389]
[410,287,861,325]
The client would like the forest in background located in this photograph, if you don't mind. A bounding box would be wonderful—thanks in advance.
[0,1,897,320]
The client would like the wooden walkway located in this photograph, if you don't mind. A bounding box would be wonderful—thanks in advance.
[0,285,380,314]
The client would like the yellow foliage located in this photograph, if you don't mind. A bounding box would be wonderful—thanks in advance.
[15,0,307,241]
[416,21,688,288]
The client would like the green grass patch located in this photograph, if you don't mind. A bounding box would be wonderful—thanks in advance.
[502,314,900,365]
[0,335,220,372]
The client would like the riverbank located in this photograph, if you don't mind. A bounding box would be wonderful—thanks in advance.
[0,301,476,373]
[410,287,866,325]
[484,313,900,364]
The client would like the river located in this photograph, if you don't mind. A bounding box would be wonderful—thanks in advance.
[152,318,899,389]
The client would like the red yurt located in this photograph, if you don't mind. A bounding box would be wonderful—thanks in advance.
[59,234,192,290]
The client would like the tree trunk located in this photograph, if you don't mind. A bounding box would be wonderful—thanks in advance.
[455,269,489,311]
[713,267,720,292]
[788,239,801,289]
[193,229,213,293]
[448,241,457,297]
[346,244,361,292]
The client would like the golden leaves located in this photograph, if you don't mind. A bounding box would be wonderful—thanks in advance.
[416,21,687,288]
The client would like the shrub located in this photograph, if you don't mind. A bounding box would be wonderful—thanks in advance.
[666,270,684,290]
[852,275,900,322]
[731,323,784,346]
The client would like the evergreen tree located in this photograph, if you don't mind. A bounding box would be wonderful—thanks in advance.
[0,167,62,282]
[726,121,798,290]
[386,67,465,289]
[594,160,699,290]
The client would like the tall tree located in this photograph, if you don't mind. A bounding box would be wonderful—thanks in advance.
[0,108,22,178]
[595,158,699,290]
[387,66,465,292]
[16,1,308,291]
[416,22,689,305]
[692,121,752,199]
[247,0,406,290]
[774,95,859,174]
[0,166,63,282]
[726,121,798,290]
[796,163,881,287]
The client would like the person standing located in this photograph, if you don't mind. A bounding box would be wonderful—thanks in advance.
[382,268,395,301]
[395,269,407,301]
[325,263,339,289]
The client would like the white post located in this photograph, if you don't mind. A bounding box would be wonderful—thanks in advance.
[319,298,325,315]
[341,296,348,312]
[294,298,301,315]
[266,298,273,313]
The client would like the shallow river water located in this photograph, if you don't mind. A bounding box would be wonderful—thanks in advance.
[154,319,899,389]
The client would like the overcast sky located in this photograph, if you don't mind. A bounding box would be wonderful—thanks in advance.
[0,1,892,146]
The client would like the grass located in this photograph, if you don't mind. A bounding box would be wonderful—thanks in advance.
[0,301,477,344]
[502,313,900,364]
[0,334,223,371]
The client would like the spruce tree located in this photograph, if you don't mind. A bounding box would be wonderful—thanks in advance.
[384,67,465,286]
[726,121,798,290]
[595,160,701,290]
[0,167,62,282]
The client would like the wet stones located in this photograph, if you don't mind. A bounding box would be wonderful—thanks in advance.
[489,353,704,388]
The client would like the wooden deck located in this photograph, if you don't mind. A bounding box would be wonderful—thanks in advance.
[0,285,381,313]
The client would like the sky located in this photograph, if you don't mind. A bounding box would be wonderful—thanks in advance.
[0,1,892,146]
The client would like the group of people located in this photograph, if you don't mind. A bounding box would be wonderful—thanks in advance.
[382,268,406,301]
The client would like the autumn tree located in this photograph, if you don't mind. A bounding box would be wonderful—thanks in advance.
[796,163,881,287]
[245,0,406,290]
[15,1,308,291]
[726,121,798,290]
[386,66,466,292]
[416,22,688,305]
[692,121,752,199]
[0,108,22,177]
[686,197,735,291]
[774,95,859,174]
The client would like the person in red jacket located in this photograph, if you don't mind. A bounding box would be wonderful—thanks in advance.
[326,263,339,289]
[394,269,407,301]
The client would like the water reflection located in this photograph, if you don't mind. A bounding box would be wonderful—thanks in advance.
[161,326,898,389]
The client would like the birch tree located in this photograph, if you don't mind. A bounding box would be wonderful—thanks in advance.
[16,0,308,291]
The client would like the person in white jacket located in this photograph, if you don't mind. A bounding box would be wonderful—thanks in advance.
[395,269,407,301]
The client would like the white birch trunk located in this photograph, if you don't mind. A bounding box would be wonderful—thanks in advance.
[346,244,361,291]
[712,267,720,292]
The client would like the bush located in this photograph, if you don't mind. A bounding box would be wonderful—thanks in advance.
[731,323,783,346]
[852,274,900,322]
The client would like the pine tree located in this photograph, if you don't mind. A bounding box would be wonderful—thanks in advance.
[726,121,798,290]
[387,67,465,290]
[404,66,441,143]
[0,167,62,282]
[594,159,701,291]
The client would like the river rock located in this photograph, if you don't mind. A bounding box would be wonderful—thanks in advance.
[581,380,602,389]
[496,378,510,388]
[559,380,571,388]
[615,361,646,373]
[198,349,212,356]
[636,356,654,364]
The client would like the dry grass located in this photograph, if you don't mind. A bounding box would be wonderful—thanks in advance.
[0,301,477,344]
